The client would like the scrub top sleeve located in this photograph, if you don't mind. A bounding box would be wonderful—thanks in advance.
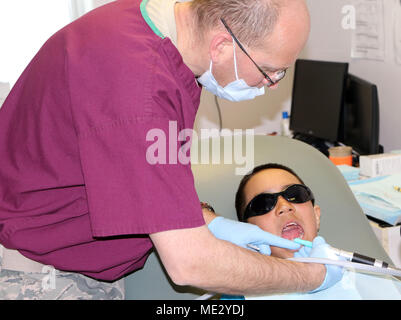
[78,115,205,237]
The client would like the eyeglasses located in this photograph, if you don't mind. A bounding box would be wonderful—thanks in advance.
[220,18,286,87]
[243,184,315,221]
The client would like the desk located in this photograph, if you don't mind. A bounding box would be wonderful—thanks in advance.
[347,173,401,225]
[340,168,401,268]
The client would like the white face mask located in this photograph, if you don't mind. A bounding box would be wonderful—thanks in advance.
[197,39,265,102]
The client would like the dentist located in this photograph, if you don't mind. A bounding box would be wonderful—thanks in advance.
[0,0,342,298]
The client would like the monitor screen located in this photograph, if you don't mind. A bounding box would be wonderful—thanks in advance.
[341,74,380,155]
[290,59,349,142]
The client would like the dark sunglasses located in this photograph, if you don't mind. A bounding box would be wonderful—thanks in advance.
[243,184,315,221]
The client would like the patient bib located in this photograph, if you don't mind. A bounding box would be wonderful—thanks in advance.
[245,270,401,300]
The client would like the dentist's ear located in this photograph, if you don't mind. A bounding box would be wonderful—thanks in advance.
[313,204,321,232]
[208,32,233,65]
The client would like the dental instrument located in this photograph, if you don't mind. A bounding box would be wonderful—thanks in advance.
[292,238,313,248]
[247,239,401,278]
[288,257,401,278]
[293,238,392,269]
[247,243,263,251]
[199,240,401,301]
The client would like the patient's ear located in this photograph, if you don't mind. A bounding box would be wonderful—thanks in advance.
[313,204,321,231]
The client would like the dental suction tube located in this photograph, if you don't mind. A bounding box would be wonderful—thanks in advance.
[288,257,401,278]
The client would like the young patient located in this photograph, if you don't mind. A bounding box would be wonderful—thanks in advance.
[235,163,320,259]
[233,163,401,300]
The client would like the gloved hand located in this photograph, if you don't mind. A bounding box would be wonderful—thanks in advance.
[293,245,312,258]
[207,216,300,255]
[307,236,347,293]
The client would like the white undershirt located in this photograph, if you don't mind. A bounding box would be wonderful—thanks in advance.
[146,0,189,47]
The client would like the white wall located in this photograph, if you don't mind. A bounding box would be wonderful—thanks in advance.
[194,72,294,135]
[195,0,401,152]
[0,1,115,104]
[0,0,72,87]
[0,82,10,108]
[0,1,115,89]
[70,0,115,19]
[302,0,401,152]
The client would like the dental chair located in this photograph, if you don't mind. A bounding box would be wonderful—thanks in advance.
[124,135,391,299]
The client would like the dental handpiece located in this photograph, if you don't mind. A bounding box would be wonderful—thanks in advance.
[329,247,390,268]
[246,239,401,277]
[248,239,393,269]
[293,238,392,269]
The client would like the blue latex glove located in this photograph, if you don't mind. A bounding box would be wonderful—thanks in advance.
[307,236,346,293]
[207,216,300,255]
[293,245,312,258]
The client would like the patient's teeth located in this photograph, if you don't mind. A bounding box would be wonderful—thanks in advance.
[281,222,305,241]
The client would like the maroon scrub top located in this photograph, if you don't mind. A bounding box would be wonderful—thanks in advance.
[0,0,205,281]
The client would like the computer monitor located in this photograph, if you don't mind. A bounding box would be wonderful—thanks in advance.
[340,74,380,155]
[290,59,349,142]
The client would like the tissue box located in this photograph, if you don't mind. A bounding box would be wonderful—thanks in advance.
[360,153,401,177]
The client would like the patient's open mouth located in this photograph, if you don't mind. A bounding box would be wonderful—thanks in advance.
[281,222,304,240]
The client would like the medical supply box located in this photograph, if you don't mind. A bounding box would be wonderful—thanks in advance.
[360,153,401,177]
[369,221,401,268]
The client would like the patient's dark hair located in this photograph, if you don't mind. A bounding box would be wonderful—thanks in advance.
[235,163,306,222]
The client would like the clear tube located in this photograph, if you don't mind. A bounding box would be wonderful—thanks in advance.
[195,292,217,300]
[288,257,401,277]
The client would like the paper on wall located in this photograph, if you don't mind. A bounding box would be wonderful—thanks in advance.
[351,0,386,61]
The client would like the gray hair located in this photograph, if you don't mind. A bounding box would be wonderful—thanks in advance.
[190,0,281,48]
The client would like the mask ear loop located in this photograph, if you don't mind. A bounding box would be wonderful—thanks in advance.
[208,38,239,80]
[232,37,240,80]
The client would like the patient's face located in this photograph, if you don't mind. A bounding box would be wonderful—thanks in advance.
[244,168,321,259]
